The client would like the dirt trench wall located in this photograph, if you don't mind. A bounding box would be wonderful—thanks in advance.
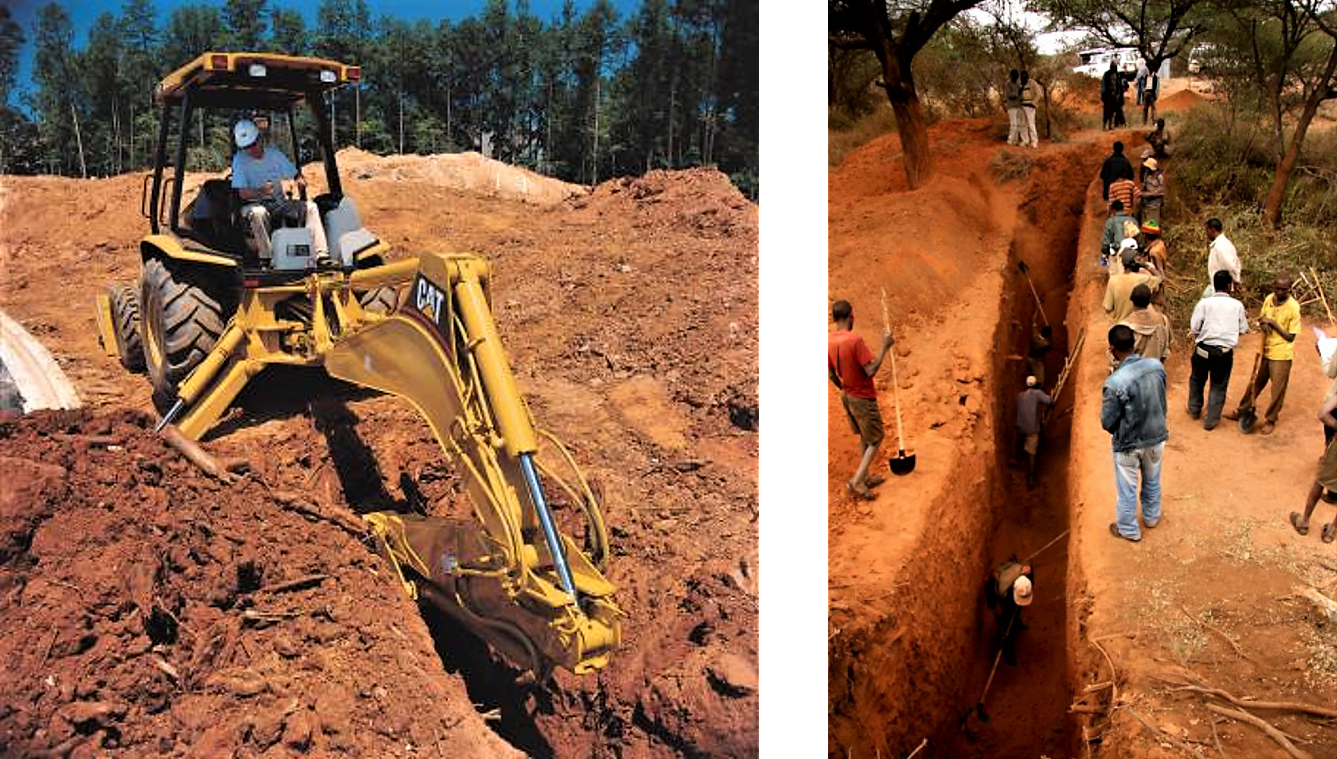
[1063,173,1141,753]
[828,319,1008,757]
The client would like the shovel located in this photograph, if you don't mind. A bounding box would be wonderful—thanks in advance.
[881,288,916,475]
[1018,261,1049,326]
[974,613,1018,722]
[1238,332,1266,433]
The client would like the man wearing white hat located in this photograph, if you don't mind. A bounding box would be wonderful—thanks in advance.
[1103,258,1161,322]
[1140,157,1165,224]
[985,558,1034,666]
[1015,375,1055,490]
[231,119,329,263]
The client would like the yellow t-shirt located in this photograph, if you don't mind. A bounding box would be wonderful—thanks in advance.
[1261,294,1301,361]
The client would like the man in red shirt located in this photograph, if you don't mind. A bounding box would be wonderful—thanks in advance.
[828,300,897,500]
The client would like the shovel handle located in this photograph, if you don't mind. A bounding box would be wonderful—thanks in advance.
[978,612,1018,711]
[881,288,908,454]
[1020,263,1049,326]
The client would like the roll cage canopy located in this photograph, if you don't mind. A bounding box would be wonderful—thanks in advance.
[155,52,360,109]
[146,52,360,248]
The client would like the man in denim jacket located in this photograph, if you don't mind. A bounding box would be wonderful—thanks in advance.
[1102,324,1169,541]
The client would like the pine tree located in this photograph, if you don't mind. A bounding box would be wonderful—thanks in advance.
[32,3,77,175]
[716,0,757,195]
[270,7,306,56]
[0,6,25,107]
[223,0,268,51]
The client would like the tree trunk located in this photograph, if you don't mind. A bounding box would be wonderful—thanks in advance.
[112,99,120,174]
[1041,82,1052,138]
[1269,85,1285,160]
[356,85,361,149]
[1262,43,1337,228]
[592,76,600,185]
[879,54,932,189]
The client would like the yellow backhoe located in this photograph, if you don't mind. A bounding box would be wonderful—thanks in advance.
[94,52,620,677]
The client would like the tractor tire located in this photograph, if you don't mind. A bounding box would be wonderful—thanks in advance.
[358,286,399,315]
[108,283,146,372]
[140,257,230,398]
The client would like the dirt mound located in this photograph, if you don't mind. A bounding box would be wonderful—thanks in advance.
[331,147,585,205]
[570,168,757,241]
[0,409,520,758]
[1158,88,1207,113]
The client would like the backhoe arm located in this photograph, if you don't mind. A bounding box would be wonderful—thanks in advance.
[325,253,621,676]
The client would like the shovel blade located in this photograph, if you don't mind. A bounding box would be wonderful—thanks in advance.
[889,451,916,475]
[1238,410,1258,434]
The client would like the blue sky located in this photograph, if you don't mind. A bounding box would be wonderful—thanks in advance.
[7,0,638,106]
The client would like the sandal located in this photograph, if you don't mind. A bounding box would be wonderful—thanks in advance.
[864,474,886,489]
[1290,511,1310,536]
[1324,522,1337,544]
[847,482,876,502]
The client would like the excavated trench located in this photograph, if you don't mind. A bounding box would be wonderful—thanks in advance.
[939,171,1087,759]
[832,144,1110,759]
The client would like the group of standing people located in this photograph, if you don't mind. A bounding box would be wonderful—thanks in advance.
[1098,179,1306,542]
[1101,59,1161,131]
[1004,69,1040,149]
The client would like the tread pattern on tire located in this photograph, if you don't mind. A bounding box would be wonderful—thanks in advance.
[109,283,146,372]
[141,257,229,396]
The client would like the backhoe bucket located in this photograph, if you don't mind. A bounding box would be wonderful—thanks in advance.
[364,512,620,677]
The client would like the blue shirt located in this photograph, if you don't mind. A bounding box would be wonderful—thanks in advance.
[1101,354,1169,453]
[231,147,297,200]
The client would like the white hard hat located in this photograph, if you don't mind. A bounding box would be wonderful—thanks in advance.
[1026,376,1038,387]
[1013,575,1033,606]
[234,120,259,149]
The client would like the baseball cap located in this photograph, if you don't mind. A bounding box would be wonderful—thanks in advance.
[1013,575,1034,606]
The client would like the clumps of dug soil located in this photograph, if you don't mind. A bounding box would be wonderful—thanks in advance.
[0,409,518,758]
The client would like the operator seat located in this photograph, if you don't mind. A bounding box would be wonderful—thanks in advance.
[181,179,247,259]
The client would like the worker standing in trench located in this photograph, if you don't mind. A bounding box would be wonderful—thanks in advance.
[984,559,1034,666]
[1015,376,1055,491]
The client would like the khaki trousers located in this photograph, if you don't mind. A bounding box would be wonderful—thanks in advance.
[242,201,329,260]
[1234,357,1292,424]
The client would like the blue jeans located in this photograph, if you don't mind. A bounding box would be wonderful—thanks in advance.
[1113,443,1164,539]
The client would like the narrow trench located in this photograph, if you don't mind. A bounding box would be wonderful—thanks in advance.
[943,159,1091,758]
[301,398,561,755]
[421,603,556,756]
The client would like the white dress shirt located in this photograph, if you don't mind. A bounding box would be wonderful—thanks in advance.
[1190,293,1249,349]
[1207,234,1241,284]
